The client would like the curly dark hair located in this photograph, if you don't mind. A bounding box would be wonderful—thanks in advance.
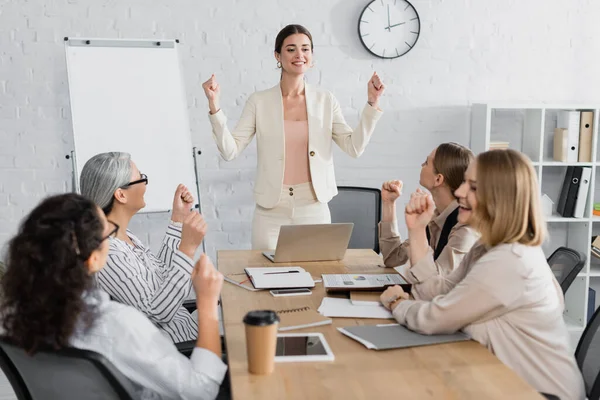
[1,193,104,353]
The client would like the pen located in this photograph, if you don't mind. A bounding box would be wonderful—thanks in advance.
[264,271,300,275]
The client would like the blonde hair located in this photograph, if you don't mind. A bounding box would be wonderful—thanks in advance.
[433,143,475,194]
[473,149,546,247]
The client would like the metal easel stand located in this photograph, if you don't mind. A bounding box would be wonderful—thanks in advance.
[66,151,79,193]
[193,146,207,255]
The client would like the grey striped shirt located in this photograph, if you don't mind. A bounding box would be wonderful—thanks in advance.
[96,223,197,342]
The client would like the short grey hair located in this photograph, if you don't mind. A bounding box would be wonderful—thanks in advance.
[80,152,132,214]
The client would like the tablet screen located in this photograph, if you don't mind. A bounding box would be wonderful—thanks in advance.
[276,335,329,357]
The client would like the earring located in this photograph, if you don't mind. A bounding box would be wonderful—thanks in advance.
[276,61,282,68]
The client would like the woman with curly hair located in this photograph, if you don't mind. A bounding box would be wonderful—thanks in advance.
[0,193,226,400]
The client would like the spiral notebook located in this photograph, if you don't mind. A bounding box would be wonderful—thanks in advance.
[276,306,333,331]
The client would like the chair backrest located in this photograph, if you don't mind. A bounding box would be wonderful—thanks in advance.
[329,186,381,253]
[547,247,586,294]
[0,339,137,400]
[576,304,600,400]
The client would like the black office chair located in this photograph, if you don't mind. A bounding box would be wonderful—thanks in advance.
[0,338,137,400]
[547,247,586,294]
[183,299,197,313]
[329,186,381,254]
[575,303,600,400]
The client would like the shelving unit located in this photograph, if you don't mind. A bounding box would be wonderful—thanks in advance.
[471,104,600,349]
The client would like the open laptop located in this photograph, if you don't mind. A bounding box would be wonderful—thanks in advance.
[262,223,354,263]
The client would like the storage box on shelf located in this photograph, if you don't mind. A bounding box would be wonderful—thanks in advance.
[471,104,600,348]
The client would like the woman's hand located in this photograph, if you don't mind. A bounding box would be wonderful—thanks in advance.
[367,72,385,109]
[179,212,208,259]
[381,180,403,204]
[202,74,221,114]
[405,189,435,232]
[171,184,194,223]
[380,285,409,310]
[192,254,223,318]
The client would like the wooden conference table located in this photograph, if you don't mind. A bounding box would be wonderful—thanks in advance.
[219,249,542,400]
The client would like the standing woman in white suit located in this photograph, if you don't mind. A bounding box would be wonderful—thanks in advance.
[202,24,385,250]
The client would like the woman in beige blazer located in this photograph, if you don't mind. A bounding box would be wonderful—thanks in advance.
[380,149,584,400]
[202,24,385,249]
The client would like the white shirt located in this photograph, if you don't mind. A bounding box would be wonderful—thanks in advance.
[96,223,197,342]
[70,291,227,400]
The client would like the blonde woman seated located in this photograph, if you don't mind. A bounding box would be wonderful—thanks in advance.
[381,149,584,400]
[379,143,479,284]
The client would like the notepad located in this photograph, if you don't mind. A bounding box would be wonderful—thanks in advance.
[276,306,333,331]
[350,291,382,306]
[322,273,409,292]
[244,267,315,289]
[338,324,470,350]
[317,297,393,319]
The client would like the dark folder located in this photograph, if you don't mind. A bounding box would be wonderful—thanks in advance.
[589,288,596,324]
[558,166,583,217]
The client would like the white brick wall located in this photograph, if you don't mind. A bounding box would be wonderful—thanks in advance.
[1,0,600,260]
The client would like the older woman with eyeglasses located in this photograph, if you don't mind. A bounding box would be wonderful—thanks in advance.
[80,152,207,344]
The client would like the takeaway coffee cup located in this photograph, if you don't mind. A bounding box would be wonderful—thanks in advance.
[243,310,280,375]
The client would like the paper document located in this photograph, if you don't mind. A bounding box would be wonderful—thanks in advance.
[322,273,407,292]
[317,297,393,319]
[350,291,382,306]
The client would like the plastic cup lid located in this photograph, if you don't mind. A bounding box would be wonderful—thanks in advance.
[243,310,280,326]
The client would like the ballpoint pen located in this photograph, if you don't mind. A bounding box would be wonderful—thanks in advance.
[264,271,300,275]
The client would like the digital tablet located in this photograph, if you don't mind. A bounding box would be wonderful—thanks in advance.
[274,332,335,363]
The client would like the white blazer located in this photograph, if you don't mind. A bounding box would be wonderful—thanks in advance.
[209,83,383,209]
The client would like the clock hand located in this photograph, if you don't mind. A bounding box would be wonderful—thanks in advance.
[386,5,391,31]
[388,22,406,29]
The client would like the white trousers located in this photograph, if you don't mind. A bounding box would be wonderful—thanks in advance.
[251,182,331,250]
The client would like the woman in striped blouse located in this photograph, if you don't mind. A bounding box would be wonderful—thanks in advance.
[80,152,207,343]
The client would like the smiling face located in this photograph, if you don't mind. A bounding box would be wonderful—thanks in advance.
[454,161,478,225]
[125,162,147,211]
[275,33,313,76]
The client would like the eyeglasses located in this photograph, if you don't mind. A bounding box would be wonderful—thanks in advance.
[121,173,148,188]
[102,220,119,241]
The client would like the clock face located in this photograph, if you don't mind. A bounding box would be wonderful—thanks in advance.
[358,0,420,59]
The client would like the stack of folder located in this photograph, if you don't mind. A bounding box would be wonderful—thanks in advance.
[557,166,591,218]
[554,110,594,162]
[592,236,600,260]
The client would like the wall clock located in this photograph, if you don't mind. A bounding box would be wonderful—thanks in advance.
[358,0,421,59]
